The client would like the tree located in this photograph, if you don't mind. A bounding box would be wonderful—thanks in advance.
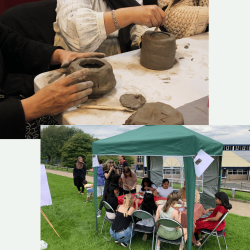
[41,125,84,163]
[61,132,97,169]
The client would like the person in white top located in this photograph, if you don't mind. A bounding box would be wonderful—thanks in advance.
[121,167,137,194]
[54,0,166,56]
[154,179,173,198]
[139,177,157,193]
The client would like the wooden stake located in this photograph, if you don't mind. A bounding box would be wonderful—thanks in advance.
[41,209,60,238]
[154,0,175,32]
[77,105,135,112]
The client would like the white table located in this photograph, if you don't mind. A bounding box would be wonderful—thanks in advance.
[35,33,209,125]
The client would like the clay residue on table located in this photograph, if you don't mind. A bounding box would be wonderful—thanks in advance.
[124,102,184,125]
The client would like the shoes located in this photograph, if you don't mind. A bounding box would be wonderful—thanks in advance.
[120,242,128,247]
[90,200,92,202]
[142,233,147,241]
[115,241,119,244]
[83,201,88,203]
[97,210,101,217]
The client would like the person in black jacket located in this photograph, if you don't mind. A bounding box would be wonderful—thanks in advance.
[0,23,105,139]
[73,156,87,194]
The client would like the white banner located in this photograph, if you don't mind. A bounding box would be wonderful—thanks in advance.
[193,150,214,178]
[92,155,99,167]
[41,165,52,207]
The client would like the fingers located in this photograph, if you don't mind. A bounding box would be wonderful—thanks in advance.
[61,59,72,68]
[68,88,93,103]
[154,7,165,26]
[68,81,94,94]
[59,68,90,87]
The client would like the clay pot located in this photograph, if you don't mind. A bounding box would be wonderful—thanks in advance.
[140,31,176,71]
[68,58,116,98]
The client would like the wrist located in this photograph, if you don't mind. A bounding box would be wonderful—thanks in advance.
[115,8,133,28]
[21,96,41,123]
[50,49,63,65]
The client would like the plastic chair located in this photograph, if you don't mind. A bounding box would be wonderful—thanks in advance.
[155,218,186,250]
[198,212,229,250]
[101,201,116,240]
[129,210,156,250]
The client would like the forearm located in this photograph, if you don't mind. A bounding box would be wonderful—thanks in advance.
[104,9,133,35]
[206,217,218,222]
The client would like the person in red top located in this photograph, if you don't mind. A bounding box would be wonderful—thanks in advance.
[194,192,232,247]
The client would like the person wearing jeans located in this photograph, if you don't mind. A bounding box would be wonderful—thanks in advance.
[110,194,139,247]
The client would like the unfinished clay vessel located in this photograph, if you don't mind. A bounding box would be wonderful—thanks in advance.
[124,102,184,125]
[140,31,176,71]
[68,58,116,98]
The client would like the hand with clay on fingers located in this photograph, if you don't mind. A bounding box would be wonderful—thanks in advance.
[21,68,93,123]
[50,49,106,68]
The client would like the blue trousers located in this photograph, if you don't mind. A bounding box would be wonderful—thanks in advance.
[110,225,135,244]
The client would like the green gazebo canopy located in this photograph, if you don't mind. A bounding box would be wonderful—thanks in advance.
[92,126,223,250]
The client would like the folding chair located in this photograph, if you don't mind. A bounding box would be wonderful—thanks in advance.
[198,212,229,250]
[129,210,156,250]
[101,201,116,240]
[155,218,186,250]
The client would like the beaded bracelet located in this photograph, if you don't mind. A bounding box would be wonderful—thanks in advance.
[111,10,120,31]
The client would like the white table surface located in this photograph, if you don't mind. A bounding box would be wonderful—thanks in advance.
[34,33,208,125]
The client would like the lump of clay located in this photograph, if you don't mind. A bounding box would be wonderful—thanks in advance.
[124,102,184,125]
[120,94,146,110]
[140,31,176,71]
[68,58,116,98]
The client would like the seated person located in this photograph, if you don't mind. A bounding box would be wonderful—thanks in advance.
[103,184,119,219]
[0,23,104,139]
[153,179,173,198]
[193,192,232,247]
[136,193,158,241]
[55,0,166,56]
[82,181,93,203]
[139,177,157,193]
[155,192,187,250]
[178,181,200,203]
[110,194,139,247]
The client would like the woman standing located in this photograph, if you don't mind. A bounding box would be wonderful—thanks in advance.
[121,167,137,194]
[73,156,87,194]
[97,160,118,217]
[97,159,105,197]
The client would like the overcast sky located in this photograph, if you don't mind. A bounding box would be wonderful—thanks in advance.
[42,125,250,144]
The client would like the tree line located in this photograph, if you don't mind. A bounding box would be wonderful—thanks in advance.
[41,126,134,169]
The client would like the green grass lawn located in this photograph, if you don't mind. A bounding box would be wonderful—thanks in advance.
[221,189,250,202]
[41,173,250,250]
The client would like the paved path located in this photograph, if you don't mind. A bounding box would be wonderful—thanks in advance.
[46,169,250,217]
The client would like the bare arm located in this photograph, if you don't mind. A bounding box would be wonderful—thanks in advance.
[204,212,223,222]
[155,205,161,222]
[104,6,166,35]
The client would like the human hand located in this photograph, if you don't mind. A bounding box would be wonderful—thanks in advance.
[110,166,114,171]
[21,69,93,122]
[50,49,106,68]
[135,198,140,204]
[204,209,210,214]
[130,6,166,28]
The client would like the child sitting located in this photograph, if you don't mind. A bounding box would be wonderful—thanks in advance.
[193,191,232,247]
[136,192,158,241]
[82,180,93,203]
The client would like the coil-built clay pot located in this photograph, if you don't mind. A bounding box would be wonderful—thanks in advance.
[68,58,116,98]
[140,31,176,70]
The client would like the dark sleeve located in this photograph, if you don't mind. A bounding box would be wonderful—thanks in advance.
[0,23,61,75]
[83,164,87,176]
[0,97,26,139]
[109,197,118,211]
[123,161,129,167]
